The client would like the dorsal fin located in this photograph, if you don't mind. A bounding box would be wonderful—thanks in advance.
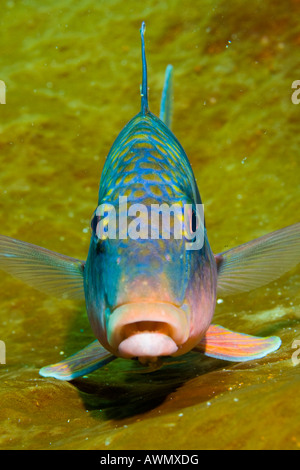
[140,21,149,115]
[160,64,174,129]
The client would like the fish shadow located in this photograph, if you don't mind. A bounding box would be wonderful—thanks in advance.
[65,305,290,421]
[64,303,227,420]
[70,353,226,420]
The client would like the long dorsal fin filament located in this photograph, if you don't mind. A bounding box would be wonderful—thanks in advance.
[140,21,149,115]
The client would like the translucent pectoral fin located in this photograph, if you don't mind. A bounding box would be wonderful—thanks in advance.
[194,324,281,362]
[0,235,85,300]
[39,340,116,381]
[159,64,173,129]
[216,223,300,297]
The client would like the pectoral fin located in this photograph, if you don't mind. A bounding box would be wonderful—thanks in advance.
[159,64,173,129]
[216,223,300,297]
[0,235,85,300]
[39,340,116,381]
[194,324,281,362]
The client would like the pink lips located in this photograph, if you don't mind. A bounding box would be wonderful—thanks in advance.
[107,302,190,359]
[118,332,178,359]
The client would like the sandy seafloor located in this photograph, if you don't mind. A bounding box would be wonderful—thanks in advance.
[0,0,299,450]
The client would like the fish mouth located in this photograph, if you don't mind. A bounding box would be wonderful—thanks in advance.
[107,302,190,360]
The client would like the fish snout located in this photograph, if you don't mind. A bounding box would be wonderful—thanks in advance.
[107,302,190,360]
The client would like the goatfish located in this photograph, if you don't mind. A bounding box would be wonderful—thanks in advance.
[0,23,299,381]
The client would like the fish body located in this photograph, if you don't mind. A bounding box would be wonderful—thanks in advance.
[85,109,217,360]
[0,23,299,380]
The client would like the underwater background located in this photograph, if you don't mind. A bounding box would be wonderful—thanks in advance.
[0,0,299,450]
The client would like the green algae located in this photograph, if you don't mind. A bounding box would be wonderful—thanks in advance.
[0,0,299,450]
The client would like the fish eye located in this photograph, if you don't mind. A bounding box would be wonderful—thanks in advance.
[96,239,106,254]
[90,209,112,241]
[191,208,198,234]
[90,213,99,234]
[184,206,199,241]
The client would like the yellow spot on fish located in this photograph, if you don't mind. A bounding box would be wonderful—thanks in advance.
[146,173,161,182]
[149,185,163,197]
[134,189,146,198]
[123,173,135,184]
[124,162,136,172]
[139,162,160,170]
[163,173,172,183]
[123,188,132,197]
[164,185,173,197]
[155,143,169,156]
[133,142,154,149]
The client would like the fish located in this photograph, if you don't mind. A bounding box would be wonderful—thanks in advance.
[0,22,299,381]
